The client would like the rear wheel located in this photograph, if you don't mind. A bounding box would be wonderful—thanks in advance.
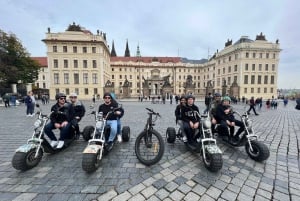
[135,130,165,166]
[121,126,130,142]
[82,126,94,141]
[245,140,270,162]
[202,151,223,172]
[82,152,101,173]
[166,127,176,143]
[12,148,43,171]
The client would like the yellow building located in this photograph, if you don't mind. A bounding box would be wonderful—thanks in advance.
[41,24,280,100]
[42,23,110,100]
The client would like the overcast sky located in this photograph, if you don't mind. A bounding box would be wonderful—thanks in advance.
[1,0,299,89]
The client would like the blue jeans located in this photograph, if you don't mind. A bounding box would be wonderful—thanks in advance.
[44,122,72,141]
[117,118,121,134]
[106,120,118,142]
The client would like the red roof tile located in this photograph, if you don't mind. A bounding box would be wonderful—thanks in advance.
[31,57,47,67]
[110,56,181,63]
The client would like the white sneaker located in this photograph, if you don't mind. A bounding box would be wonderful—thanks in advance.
[56,141,64,149]
[117,135,122,143]
[182,136,188,142]
[50,141,58,147]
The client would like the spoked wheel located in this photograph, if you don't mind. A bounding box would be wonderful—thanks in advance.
[202,150,223,172]
[82,126,94,141]
[82,151,101,173]
[12,148,43,171]
[135,130,165,166]
[245,140,270,162]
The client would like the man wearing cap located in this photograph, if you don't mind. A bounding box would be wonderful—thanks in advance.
[215,96,244,142]
[45,93,75,149]
[98,92,122,151]
[69,93,85,138]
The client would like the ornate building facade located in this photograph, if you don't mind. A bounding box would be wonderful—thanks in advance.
[40,24,281,100]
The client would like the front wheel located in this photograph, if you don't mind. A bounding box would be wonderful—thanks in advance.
[82,126,94,141]
[245,140,270,162]
[82,152,101,173]
[135,130,165,166]
[12,148,43,171]
[202,151,223,172]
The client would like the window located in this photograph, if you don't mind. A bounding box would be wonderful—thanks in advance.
[264,88,267,93]
[119,75,122,79]
[234,65,237,72]
[251,75,255,84]
[54,73,59,84]
[246,52,249,58]
[112,68,114,71]
[245,64,248,71]
[64,73,69,84]
[270,88,273,93]
[259,64,262,71]
[265,64,268,71]
[223,68,225,74]
[271,75,275,84]
[229,56,231,61]
[266,53,269,58]
[112,75,114,79]
[42,75,45,80]
[92,47,96,53]
[53,59,58,68]
[83,47,87,53]
[84,88,88,95]
[73,46,77,53]
[251,88,254,93]
[244,75,248,84]
[228,66,231,73]
[253,53,256,58]
[83,73,88,84]
[74,73,79,84]
[272,64,275,71]
[43,83,46,88]
[264,75,268,84]
[234,76,237,83]
[244,88,247,93]
[273,53,276,59]
[63,46,67,53]
[92,60,97,68]
[258,75,261,84]
[259,53,263,58]
[252,64,255,71]
[75,88,79,95]
[228,77,231,85]
[94,88,98,95]
[53,46,57,52]
[218,69,220,75]
[257,88,260,93]
[83,60,87,68]
[130,75,132,79]
[92,73,97,84]
[64,59,68,68]
[74,60,78,68]
[235,54,238,59]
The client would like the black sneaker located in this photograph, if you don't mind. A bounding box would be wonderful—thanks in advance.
[106,142,114,152]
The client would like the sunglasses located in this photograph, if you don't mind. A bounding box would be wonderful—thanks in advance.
[59,97,66,100]
[104,97,111,99]
[70,96,77,98]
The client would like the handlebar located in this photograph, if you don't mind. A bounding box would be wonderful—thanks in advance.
[146,108,161,117]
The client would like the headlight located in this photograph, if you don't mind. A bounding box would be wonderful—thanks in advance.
[247,119,253,129]
[96,112,103,121]
[34,119,42,129]
[203,119,211,129]
[96,121,103,130]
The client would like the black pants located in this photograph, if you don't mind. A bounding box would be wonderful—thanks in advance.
[229,119,245,137]
[247,105,258,115]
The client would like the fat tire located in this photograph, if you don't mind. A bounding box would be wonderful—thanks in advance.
[135,130,165,166]
[245,140,270,162]
[202,151,223,172]
[166,127,176,143]
[82,153,100,173]
[12,148,43,171]
[82,126,94,141]
[121,126,130,142]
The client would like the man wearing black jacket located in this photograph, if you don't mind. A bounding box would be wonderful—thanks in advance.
[181,95,200,146]
[44,93,75,148]
[98,92,122,151]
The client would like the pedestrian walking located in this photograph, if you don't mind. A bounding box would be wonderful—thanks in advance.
[247,96,259,115]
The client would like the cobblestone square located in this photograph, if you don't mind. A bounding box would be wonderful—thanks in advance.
[0,100,299,201]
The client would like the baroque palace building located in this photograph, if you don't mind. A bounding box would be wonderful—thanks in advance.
[38,24,281,100]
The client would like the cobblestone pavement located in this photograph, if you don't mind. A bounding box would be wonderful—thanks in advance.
[0,100,299,201]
